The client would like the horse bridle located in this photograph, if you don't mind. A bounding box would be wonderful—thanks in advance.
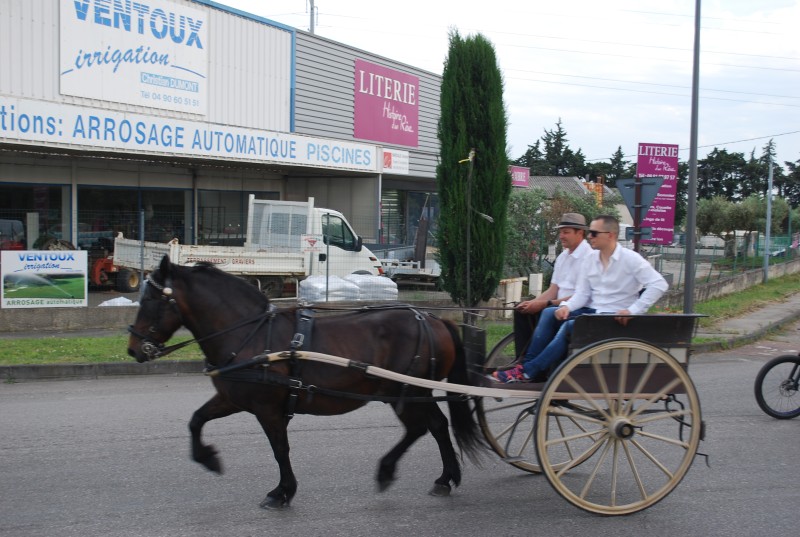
[127,276,182,361]
[128,275,279,363]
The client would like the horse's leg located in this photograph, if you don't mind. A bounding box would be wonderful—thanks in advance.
[189,393,241,474]
[254,413,297,509]
[424,402,462,497]
[376,403,429,492]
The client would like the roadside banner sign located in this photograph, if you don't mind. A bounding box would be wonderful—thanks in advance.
[1,250,88,308]
[636,143,679,244]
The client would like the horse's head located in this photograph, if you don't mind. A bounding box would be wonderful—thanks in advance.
[127,255,185,363]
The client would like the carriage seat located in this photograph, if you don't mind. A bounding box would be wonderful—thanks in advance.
[567,314,700,365]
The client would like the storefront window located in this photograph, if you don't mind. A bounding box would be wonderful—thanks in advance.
[0,184,67,249]
[379,190,438,247]
[78,187,190,247]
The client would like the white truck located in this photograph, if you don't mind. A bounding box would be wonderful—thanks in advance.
[113,196,383,298]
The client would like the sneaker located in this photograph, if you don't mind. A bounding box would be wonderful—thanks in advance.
[491,364,527,383]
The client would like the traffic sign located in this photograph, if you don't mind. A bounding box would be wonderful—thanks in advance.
[626,226,653,241]
[616,177,665,215]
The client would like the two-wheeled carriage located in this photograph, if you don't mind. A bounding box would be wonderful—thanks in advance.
[470,313,704,515]
[128,256,705,516]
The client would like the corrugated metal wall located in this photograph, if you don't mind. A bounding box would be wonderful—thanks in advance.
[0,0,292,132]
[293,32,441,181]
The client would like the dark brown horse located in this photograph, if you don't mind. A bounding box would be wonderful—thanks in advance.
[127,255,484,509]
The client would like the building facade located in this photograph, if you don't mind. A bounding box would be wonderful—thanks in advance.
[0,0,441,252]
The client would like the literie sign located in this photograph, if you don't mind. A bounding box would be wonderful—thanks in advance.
[636,143,679,245]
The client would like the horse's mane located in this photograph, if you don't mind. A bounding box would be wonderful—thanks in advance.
[179,262,270,308]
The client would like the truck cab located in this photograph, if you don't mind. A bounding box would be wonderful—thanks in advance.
[246,196,382,278]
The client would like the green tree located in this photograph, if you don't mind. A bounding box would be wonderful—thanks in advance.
[783,158,800,207]
[504,187,549,277]
[697,149,747,200]
[503,190,618,278]
[729,195,760,257]
[436,30,510,307]
[605,146,632,188]
[696,196,734,254]
[513,119,587,177]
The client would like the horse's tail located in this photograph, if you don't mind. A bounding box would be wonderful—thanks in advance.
[442,320,487,465]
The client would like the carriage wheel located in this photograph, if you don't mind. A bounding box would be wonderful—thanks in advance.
[534,340,702,515]
[476,395,603,474]
[484,332,517,371]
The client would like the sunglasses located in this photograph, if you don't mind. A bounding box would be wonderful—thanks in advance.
[588,230,612,238]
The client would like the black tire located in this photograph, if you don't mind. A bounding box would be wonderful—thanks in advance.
[258,277,284,299]
[40,238,76,250]
[485,332,517,371]
[116,268,140,293]
[754,354,800,419]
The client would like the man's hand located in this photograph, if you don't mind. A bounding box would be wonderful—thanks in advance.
[614,309,633,326]
[515,299,548,315]
[554,305,571,321]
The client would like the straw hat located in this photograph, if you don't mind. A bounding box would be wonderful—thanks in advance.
[556,213,588,230]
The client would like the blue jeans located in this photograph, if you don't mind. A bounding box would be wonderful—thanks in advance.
[521,306,595,380]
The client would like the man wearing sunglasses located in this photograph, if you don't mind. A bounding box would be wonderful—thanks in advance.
[492,214,668,383]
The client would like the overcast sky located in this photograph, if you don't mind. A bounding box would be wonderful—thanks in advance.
[217,0,800,169]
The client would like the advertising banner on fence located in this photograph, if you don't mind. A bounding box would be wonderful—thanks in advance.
[1,250,88,308]
[636,143,679,245]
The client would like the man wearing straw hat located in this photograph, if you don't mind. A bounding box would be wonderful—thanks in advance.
[514,212,592,316]
[498,212,592,378]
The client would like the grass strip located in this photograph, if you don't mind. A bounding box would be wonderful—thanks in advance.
[2,273,799,366]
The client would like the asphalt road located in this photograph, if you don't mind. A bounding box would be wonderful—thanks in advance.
[1,335,798,537]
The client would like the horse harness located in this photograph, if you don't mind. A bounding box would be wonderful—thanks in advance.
[214,304,468,420]
[129,279,465,420]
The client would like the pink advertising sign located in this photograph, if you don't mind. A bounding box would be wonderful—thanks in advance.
[509,165,530,187]
[354,59,419,147]
[637,143,679,244]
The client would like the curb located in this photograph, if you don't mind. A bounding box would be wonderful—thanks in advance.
[690,309,800,354]
[1,360,204,382]
[3,310,799,382]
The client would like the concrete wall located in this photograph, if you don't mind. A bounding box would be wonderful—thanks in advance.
[655,258,800,311]
[2,259,799,332]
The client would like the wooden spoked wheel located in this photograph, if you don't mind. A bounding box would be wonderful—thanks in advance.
[476,395,603,474]
[534,340,702,515]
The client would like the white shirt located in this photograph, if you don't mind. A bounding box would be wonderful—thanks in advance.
[563,244,669,314]
[551,239,592,299]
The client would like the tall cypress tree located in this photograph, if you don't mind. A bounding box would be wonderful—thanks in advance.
[436,31,510,307]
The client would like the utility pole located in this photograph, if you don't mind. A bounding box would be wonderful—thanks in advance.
[464,149,475,309]
[309,0,316,34]
[763,157,774,283]
[683,0,702,314]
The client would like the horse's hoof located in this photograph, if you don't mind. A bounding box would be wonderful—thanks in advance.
[201,457,223,474]
[259,495,290,509]
[376,478,396,493]
[429,483,452,497]
[195,446,223,474]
